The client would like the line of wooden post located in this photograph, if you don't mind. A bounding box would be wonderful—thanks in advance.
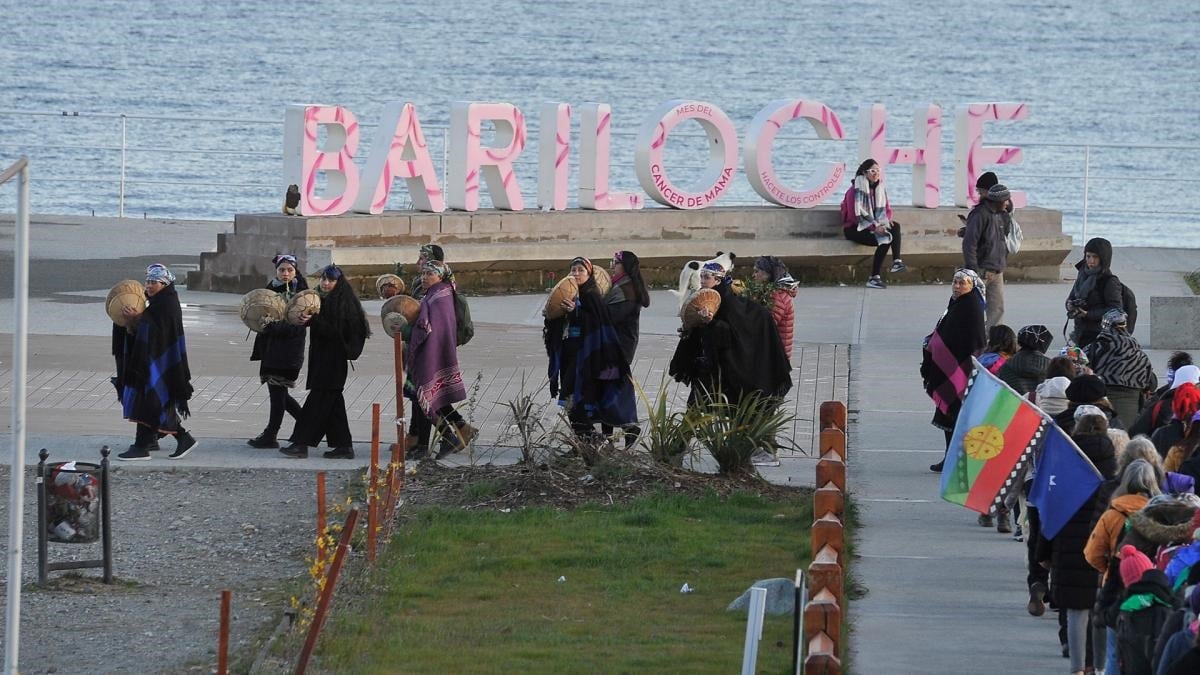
[804,400,847,675]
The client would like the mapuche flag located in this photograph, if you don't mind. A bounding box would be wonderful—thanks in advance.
[939,360,1046,514]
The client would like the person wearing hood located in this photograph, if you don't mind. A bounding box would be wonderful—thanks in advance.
[1087,459,1161,576]
[1155,383,1200,459]
[751,255,798,359]
[116,264,197,461]
[1086,308,1159,426]
[923,269,988,473]
[1114,545,1178,675]
[998,324,1053,395]
[1129,356,1198,439]
[1034,356,1077,417]
[1067,237,1124,348]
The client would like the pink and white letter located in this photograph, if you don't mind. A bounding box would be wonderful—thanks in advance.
[955,102,1029,207]
[857,104,942,208]
[579,103,642,210]
[353,102,444,214]
[634,100,738,209]
[537,102,571,211]
[282,104,361,217]
[744,99,846,208]
[447,102,527,211]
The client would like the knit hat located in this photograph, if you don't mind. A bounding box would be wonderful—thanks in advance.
[1067,375,1107,403]
[1017,325,1053,353]
[1102,308,1128,331]
[1172,365,1200,390]
[975,171,999,191]
[985,184,1011,203]
[1074,404,1105,421]
[1174,383,1200,422]
[1120,545,1155,587]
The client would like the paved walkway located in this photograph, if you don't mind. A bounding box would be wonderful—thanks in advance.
[1,215,1197,672]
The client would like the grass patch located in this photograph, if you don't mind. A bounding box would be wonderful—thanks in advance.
[316,488,813,672]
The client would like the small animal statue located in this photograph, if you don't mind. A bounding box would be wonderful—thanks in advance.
[283,184,301,215]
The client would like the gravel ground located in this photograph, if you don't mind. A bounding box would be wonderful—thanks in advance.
[0,465,357,674]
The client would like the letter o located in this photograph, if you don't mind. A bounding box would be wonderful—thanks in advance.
[634,100,738,210]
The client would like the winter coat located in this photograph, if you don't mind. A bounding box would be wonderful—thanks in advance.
[1164,644,1200,675]
[1086,328,1158,392]
[1129,386,1177,438]
[250,278,309,377]
[962,202,1009,273]
[604,277,642,365]
[768,287,796,358]
[1042,432,1118,609]
[1155,422,1187,460]
[997,348,1050,395]
[1068,238,1123,345]
[1117,569,1178,675]
[1094,499,1199,629]
[1157,628,1199,675]
[1086,493,1150,574]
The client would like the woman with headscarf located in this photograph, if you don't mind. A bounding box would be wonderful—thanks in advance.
[1084,308,1158,426]
[410,243,445,300]
[116,263,197,461]
[923,268,987,473]
[405,260,475,459]
[602,251,651,448]
[545,256,637,445]
[1066,237,1123,347]
[247,254,308,449]
[669,259,793,409]
[280,265,370,460]
[840,158,905,289]
[752,255,798,359]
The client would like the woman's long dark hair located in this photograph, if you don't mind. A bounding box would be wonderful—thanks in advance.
[322,272,372,339]
[618,251,650,308]
[855,158,878,179]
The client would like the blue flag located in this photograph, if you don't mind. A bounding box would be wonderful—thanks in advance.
[1028,424,1103,540]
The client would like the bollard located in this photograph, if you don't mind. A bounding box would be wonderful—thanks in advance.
[810,513,845,566]
[315,472,326,567]
[218,589,231,675]
[815,448,846,494]
[296,507,360,675]
[819,427,847,463]
[807,545,844,609]
[819,401,846,432]
[813,482,845,521]
[368,403,381,563]
[803,630,841,675]
[803,587,842,647]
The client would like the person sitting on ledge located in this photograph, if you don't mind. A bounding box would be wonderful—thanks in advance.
[840,158,905,290]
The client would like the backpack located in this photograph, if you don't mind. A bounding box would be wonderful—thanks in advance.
[453,292,474,346]
[1115,600,1172,674]
[838,188,855,229]
[1119,281,1138,335]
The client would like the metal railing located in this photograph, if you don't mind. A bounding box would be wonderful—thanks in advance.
[0,108,1194,245]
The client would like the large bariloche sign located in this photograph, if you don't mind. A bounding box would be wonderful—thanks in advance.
[281,100,1028,217]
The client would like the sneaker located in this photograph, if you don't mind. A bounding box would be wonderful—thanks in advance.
[750,449,780,467]
[977,513,994,528]
[890,259,908,273]
[323,446,355,460]
[279,443,308,459]
[995,508,1013,534]
[866,276,886,289]
[116,445,152,461]
[1028,581,1047,617]
[169,433,198,460]
[1012,525,1024,542]
[247,432,279,449]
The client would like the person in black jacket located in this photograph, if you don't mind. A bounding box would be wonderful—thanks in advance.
[280,265,370,460]
[997,324,1053,395]
[116,264,196,461]
[1066,237,1124,348]
[247,255,308,448]
[1128,354,1196,439]
[962,182,1013,328]
[602,250,650,448]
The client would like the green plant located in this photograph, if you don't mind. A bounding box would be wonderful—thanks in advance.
[499,372,554,465]
[633,374,703,467]
[690,390,796,474]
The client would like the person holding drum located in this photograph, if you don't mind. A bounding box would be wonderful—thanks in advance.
[280,265,371,459]
[115,264,197,461]
[247,254,308,449]
[669,258,792,414]
[405,260,476,458]
[544,256,637,446]
[410,243,444,300]
[602,250,650,448]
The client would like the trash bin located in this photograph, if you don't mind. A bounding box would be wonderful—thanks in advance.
[44,461,102,543]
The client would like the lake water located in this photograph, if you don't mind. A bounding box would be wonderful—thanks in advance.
[1,0,1198,246]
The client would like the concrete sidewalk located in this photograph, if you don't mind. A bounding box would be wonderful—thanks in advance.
[1,215,1197,672]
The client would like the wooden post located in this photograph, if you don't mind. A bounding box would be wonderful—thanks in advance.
[368,403,381,563]
[819,400,846,432]
[393,332,406,481]
[811,513,845,566]
[813,482,845,520]
[815,446,846,493]
[803,631,841,675]
[296,507,360,675]
[218,589,231,675]
[807,545,844,609]
[819,426,847,463]
[803,588,842,648]
[315,472,327,567]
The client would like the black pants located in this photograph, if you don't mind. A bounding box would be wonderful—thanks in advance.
[409,405,464,446]
[265,384,303,436]
[291,389,352,448]
[1026,505,1049,589]
[843,225,902,276]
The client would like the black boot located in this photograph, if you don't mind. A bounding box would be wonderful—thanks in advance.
[323,446,354,459]
[169,431,198,460]
[247,430,279,449]
[623,425,641,450]
[279,443,308,458]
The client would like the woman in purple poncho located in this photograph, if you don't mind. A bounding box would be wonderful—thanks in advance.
[406,260,475,459]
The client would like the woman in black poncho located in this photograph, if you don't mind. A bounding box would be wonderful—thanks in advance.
[280,265,370,460]
[116,264,196,461]
[602,250,651,448]
[247,254,308,449]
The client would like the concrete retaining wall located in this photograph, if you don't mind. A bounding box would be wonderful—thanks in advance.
[187,205,1072,293]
